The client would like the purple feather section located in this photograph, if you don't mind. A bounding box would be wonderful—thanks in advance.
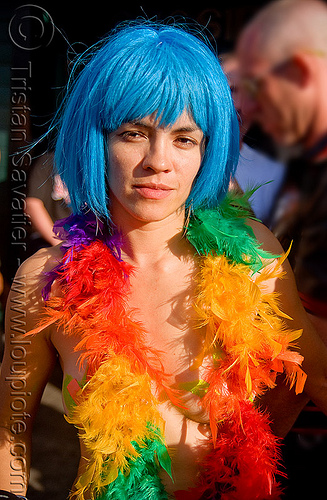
[42,212,123,301]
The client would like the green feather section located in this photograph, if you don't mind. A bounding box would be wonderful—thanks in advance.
[186,191,278,273]
[62,375,76,414]
[96,425,171,500]
[177,379,210,398]
[62,372,88,416]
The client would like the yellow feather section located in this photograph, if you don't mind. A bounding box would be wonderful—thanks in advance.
[67,355,165,500]
[193,253,306,397]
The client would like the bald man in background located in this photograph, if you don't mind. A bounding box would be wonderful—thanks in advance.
[221,52,285,226]
[237,0,327,346]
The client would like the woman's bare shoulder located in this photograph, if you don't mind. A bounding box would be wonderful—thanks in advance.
[15,243,63,282]
[246,218,284,256]
[7,244,64,327]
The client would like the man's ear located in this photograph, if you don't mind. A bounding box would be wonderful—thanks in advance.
[282,53,312,88]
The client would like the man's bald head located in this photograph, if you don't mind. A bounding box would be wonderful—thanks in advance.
[238,0,327,64]
[236,0,327,149]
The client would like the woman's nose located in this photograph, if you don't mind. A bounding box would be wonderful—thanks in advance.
[142,137,172,173]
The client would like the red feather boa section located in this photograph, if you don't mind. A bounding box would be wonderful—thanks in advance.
[176,402,284,500]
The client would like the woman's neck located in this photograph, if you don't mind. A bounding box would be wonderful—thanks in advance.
[111,207,189,268]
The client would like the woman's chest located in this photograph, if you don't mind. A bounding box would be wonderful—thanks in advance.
[50,263,209,419]
[126,262,206,378]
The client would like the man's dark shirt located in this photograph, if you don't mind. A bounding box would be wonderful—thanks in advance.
[273,155,327,316]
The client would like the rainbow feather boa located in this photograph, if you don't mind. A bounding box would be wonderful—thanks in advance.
[29,194,306,500]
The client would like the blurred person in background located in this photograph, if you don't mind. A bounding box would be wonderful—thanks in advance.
[221,52,286,226]
[237,0,327,343]
[24,151,71,256]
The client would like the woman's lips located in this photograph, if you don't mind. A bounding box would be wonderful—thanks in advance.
[133,184,173,199]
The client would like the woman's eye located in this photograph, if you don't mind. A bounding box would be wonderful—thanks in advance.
[119,130,146,141]
[175,136,197,147]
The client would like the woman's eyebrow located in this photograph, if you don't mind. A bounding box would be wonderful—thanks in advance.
[128,120,202,134]
[129,120,149,127]
[172,126,202,133]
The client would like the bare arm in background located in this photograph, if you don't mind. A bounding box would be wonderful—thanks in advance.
[25,197,58,246]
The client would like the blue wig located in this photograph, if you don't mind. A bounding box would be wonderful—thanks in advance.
[54,20,239,219]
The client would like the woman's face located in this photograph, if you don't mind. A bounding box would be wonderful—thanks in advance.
[107,111,204,224]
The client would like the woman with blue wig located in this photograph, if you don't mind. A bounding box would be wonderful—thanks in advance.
[1,20,327,500]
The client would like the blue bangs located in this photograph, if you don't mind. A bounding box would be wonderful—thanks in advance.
[99,27,209,131]
[54,21,239,219]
